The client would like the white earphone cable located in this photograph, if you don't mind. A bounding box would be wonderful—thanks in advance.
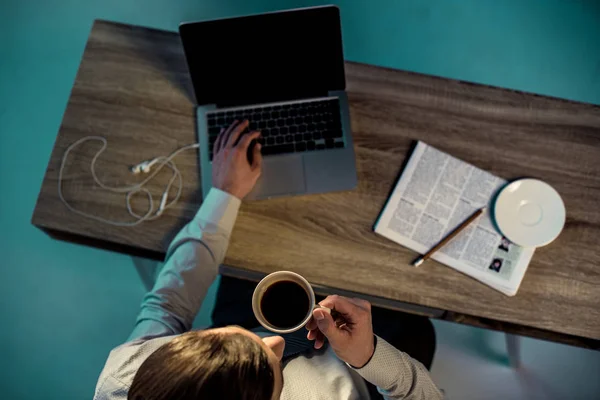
[58,136,200,226]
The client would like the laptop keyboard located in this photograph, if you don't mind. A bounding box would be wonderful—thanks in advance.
[206,98,344,160]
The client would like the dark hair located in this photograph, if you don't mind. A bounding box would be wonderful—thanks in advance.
[128,331,275,400]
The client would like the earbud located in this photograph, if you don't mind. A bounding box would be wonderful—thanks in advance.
[131,159,159,174]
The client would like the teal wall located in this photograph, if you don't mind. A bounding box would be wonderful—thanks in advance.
[1,1,599,399]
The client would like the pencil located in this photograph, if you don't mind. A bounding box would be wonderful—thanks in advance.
[412,207,486,267]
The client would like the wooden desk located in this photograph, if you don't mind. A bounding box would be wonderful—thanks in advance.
[32,20,600,348]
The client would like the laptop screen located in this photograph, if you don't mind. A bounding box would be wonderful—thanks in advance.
[179,6,345,107]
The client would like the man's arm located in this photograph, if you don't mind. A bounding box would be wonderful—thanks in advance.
[307,296,442,400]
[128,120,263,340]
[128,188,241,340]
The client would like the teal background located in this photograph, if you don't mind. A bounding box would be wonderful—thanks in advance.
[1,1,599,399]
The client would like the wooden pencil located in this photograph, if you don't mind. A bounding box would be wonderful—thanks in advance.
[412,207,486,267]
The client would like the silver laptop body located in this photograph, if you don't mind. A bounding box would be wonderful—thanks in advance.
[181,6,357,200]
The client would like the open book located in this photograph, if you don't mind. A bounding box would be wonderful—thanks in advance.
[375,141,535,296]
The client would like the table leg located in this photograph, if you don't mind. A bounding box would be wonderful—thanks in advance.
[506,333,521,368]
[132,256,161,291]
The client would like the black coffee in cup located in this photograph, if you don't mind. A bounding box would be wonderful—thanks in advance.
[260,280,310,329]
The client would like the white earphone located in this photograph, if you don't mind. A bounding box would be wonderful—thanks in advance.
[58,136,200,226]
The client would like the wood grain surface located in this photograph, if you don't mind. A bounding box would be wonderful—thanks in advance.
[32,20,600,342]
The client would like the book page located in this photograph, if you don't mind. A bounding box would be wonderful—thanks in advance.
[375,141,535,296]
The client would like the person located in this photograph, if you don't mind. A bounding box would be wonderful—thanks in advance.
[489,258,503,272]
[94,121,443,400]
[498,237,510,252]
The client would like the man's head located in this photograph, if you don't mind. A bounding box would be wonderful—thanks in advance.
[128,326,285,400]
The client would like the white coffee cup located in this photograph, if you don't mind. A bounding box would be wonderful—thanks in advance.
[252,271,317,334]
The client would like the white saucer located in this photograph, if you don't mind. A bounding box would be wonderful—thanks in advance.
[494,179,566,247]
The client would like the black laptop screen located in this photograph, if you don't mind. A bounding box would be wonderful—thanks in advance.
[179,6,346,107]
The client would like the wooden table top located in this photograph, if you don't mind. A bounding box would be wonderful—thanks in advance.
[32,20,600,344]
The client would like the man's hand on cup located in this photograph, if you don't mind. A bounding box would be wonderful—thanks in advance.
[306,295,375,368]
[212,120,262,199]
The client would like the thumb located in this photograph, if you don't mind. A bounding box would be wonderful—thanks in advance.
[252,142,263,171]
[314,309,339,339]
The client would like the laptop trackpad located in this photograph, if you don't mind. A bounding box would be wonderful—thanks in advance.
[256,156,305,197]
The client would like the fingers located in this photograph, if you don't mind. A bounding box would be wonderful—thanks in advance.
[309,328,326,349]
[225,120,249,148]
[307,295,370,342]
[347,297,371,311]
[307,324,326,350]
[220,120,240,150]
[214,127,226,154]
[312,308,339,338]
[319,295,360,316]
[306,317,323,347]
[237,130,261,152]
[306,317,318,331]
[314,333,326,349]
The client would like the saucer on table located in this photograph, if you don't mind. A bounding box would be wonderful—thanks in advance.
[494,179,566,247]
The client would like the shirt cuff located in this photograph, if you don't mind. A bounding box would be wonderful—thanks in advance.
[195,188,242,235]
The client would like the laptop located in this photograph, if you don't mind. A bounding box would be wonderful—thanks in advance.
[179,5,357,200]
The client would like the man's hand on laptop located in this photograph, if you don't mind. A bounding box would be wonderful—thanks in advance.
[212,120,263,199]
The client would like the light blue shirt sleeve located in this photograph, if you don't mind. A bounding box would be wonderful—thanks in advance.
[128,188,241,340]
